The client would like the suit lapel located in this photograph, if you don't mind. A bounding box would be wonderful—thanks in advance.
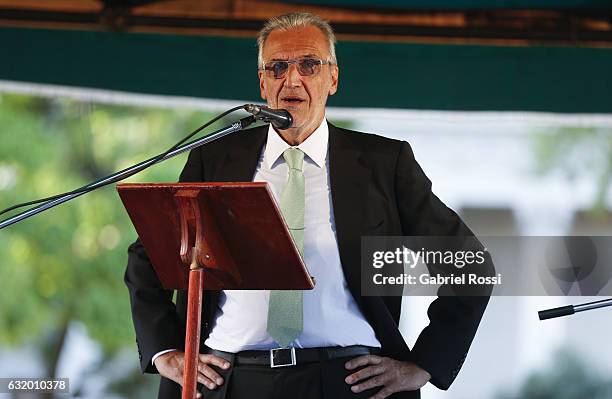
[329,124,411,357]
[209,125,268,182]
[328,123,371,308]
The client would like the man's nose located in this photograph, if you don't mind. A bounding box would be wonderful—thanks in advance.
[283,63,302,88]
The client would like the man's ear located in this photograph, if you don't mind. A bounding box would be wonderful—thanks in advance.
[258,70,267,100]
[329,65,339,96]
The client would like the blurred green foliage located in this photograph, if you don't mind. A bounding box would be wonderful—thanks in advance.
[0,93,224,388]
[497,350,612,399]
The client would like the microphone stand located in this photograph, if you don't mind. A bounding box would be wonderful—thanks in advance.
[538,298,612,320]
[0,115,256,230]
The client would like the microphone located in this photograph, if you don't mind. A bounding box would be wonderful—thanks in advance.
[243,104,293,130]
[538,298,612,320]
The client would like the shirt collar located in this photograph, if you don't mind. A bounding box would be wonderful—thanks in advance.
[264,118,329,169]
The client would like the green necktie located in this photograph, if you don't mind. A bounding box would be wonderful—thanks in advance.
[267,147,305,347]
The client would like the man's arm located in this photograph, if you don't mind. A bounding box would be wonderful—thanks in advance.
[394,141,491,390]
[344,140,492,397]
[125,239,184,373]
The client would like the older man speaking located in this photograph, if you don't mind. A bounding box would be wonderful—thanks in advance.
[125,12,490,399]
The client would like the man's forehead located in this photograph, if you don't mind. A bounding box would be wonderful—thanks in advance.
[263,26,329,59]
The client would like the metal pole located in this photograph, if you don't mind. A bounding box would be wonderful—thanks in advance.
[538,298,612,320]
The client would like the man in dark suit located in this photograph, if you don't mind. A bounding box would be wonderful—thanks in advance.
[125,12,491,399]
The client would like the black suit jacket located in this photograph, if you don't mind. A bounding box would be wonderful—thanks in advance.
[125,122,491,399]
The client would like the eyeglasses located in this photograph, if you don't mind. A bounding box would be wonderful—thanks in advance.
[261,58,332,79]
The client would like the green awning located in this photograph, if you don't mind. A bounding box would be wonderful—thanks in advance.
[2,26,611,113]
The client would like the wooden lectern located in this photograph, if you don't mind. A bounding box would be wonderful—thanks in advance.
[117,182,315,399]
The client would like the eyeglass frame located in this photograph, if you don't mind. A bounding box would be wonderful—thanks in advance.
[259,57,334,79]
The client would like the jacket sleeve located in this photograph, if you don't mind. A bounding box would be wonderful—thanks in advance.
[393,141,493,390]
[124,148,204,373]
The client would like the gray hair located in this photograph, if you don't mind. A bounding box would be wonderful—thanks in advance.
[257,12,337,69]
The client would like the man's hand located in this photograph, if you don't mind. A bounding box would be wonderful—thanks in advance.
[345,355,431,399]
[154,350,231,398]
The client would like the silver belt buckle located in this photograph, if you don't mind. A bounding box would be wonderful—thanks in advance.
[270,347,296,368]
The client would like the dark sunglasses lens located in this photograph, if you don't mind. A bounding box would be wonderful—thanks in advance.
[272,62,289,78]
[298,59,319,76]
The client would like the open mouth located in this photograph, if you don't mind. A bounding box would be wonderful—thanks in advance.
[281,96,306,105]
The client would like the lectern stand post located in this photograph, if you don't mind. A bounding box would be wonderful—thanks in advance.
[183,248,204,399]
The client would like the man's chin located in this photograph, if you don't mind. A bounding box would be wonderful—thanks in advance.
[287,117,308,131]
[284,113,305,128]
[282,106,305,118]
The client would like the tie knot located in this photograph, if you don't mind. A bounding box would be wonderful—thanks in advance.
[283,148,304,171]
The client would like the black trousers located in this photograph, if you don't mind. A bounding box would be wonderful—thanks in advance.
[199,355,381,399]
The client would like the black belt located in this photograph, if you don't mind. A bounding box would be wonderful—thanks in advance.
[206,345,381,368]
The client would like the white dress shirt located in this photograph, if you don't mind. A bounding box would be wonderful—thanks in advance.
[153,119,380,364]
[204,119,380,351]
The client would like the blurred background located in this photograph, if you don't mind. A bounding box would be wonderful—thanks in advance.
[1,1,612,398]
